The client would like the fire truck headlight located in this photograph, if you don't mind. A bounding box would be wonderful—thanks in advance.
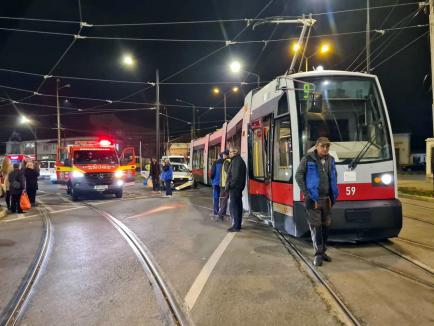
[114,170,124,178]
[381,173,393,185]
[72,171,84,178]
[116,180,124,187]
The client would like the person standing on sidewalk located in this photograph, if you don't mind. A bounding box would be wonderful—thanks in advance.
[24,162,39,206]
[9,163,26,214]
[217,150,231,221]
[1,157,13,210]
[160,160,173,197]
[210,153,223,217]
[295,137,339,267]
[149,158,161,192]
[226,148,246,232]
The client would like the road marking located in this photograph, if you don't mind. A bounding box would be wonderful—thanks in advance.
[127,204,184,219]
[184,232,236,311]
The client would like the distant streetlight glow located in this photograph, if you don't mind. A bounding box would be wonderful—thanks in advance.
[316,65,324,71]
[212,87,220,95]
[20,115,31,124]
[320,44,330,54]
[122,54,135,66]
[230,61,242,73]
[232,86,239,93]
[292,43,301,53]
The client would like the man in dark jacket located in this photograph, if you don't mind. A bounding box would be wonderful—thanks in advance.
[218,150,231,221]
[210,154,223,217]
[226,148,246,232]
[149,158,160,191]
[295,137,339,266]
[9,163,26,213]
[24,162,39,206]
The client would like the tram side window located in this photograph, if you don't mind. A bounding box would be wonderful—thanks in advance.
[273,117,293,182]
[193,149,204,169]
[252,128,265,180]
[208,144,220,172]
[277,93,289,116]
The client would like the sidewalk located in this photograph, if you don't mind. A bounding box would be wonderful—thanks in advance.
[398,173,433,191]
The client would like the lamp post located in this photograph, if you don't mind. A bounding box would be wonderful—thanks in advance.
[176,98,196,140]
[229,61,260,88]
[56,79,70,149]
[212,86,239,123]
[19,115,38,160]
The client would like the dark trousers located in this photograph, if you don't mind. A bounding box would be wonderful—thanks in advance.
[151,176,160,191]
[11,193,23,213]
[164,181,172,196]
[27,188,37,205]
[229,189,243,230]
[306,198,332,256]
[212,185,220,215]
[5,190,11,209]
[218,189,229,218]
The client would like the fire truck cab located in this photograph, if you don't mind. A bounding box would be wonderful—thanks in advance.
[56,139,135,201]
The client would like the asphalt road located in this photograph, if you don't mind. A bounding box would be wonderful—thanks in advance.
[0,181,433,325]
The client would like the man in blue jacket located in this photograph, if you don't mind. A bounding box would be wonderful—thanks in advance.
[210,153,224,217]
[295,137,339,266]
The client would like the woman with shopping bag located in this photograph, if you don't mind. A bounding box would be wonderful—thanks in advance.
[1,157,13,210]
[8,163,26,214]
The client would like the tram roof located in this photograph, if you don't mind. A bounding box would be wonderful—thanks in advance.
[288,70,377,79]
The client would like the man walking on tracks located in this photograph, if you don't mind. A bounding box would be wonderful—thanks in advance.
[218,150,231,221]
[295,137,339,266]
[226,148,246,232]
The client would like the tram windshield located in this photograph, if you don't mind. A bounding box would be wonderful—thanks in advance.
[295,76,392,164]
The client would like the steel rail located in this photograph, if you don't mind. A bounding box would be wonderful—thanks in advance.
[275,231,362,326]
[84,203,191,326]
[0,206,52,326]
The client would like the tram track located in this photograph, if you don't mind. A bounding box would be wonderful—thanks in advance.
[403,215,434,226]
[83,202,191,326]
[275,230,362,326]
[0,206,52,326]
[393,237,434,250]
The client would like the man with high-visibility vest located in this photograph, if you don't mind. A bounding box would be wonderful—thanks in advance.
[217,150,231,221]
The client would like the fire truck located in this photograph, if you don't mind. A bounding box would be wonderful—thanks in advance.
[56,139,136,201]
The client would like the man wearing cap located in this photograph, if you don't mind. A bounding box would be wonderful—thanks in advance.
[217,150,231,221]
[210,153,224,217]
[295,137,339,266]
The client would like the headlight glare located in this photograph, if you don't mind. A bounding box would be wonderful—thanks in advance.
[381,174,393,185]
[114,170,124,178]
[72,171,84,178]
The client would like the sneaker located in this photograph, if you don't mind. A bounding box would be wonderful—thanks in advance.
[313,255,323,266]
[322,253,332,262]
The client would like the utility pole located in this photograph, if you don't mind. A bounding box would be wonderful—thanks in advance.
[366,0,371,73]
[156,69,160,159]
[192,105,196,139]
[56,79,61,149]
[165,106,170,154]
[223,93,227,123]
[139,140,142,172]
[430,0,434,135]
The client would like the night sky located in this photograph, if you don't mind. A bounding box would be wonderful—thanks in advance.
[0,0,431,153]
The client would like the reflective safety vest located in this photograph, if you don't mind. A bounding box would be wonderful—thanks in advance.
[220,158,231,188]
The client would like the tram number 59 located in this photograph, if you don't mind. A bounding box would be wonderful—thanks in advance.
[345,186,356,196]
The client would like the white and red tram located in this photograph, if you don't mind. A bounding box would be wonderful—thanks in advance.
[191,70,402,241]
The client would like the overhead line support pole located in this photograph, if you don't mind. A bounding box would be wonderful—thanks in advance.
[156,69,160,159]
[366,0,371,73]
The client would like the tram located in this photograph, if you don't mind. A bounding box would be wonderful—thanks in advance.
[190,70,402,241]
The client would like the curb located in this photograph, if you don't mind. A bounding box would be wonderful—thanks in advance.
[398,192,434,203]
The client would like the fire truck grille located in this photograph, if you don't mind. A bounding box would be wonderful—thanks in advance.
[85,172,114,185]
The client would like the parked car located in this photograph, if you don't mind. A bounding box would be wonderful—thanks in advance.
[401,162,426,172]
[170,162,194,189]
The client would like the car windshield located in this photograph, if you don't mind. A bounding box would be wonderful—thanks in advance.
[73,150,118,164]
[295,76,392,164]
[170,157,186,164]
[172,164,189,172]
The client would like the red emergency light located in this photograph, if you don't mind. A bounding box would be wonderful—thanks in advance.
[99,139,111,146]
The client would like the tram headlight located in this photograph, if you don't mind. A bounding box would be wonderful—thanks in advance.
[372,172,393,186]
[72,171,84,178]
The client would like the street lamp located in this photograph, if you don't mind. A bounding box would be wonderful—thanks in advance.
[292,42,331,72]
[212,86,240,123]
[122,54,135,67]
[229,60,260,88]
[19,115,38,160]
[176,98,196,140]
[56,79,70,148]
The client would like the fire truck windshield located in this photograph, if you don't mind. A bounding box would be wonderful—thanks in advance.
[73,150,118,165]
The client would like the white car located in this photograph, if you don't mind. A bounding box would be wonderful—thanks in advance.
[170,163,194,189]
[39,161,57,182]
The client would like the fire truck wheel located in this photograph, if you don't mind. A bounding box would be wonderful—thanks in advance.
[115,190,123,198]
